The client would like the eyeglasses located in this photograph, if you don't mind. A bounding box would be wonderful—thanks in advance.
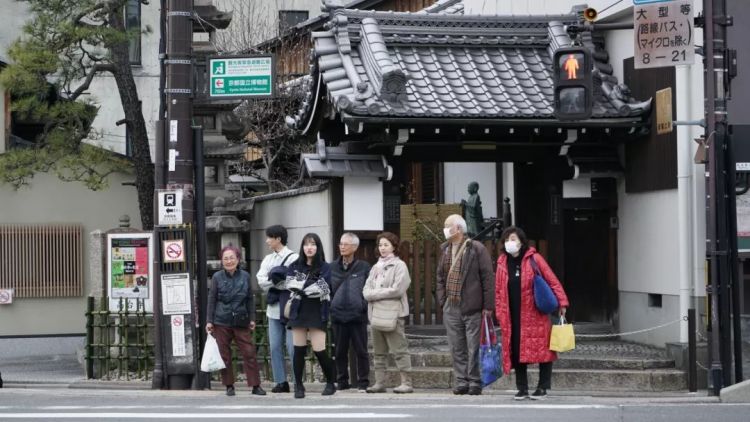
[222,256,238,261]
[339,243,354,247]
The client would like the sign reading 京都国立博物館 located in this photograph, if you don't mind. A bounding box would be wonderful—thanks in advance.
[208,55,275,99]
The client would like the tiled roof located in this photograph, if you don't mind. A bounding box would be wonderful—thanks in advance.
[288,8,651,129]
[419,0,464,15]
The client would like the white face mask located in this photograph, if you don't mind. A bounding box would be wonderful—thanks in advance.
[443,227,453,240]
[504,240,520,255]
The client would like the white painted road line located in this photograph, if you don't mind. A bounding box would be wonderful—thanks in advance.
[0,413,411,419]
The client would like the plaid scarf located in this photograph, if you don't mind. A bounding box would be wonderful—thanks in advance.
[444,239,469,305]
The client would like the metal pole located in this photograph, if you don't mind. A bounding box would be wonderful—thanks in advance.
[727,131,743,383]
[688,308,698,392]
[193,126,210,389]
[163,0,195,390]
[703,0,724,395]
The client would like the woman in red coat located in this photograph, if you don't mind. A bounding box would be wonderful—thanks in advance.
[495,226,569,400]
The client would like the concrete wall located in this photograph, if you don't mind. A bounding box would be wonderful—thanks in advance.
[247,186,333,288]
[0,1,29,55]
[83,1,161,156]
[213,0,322,49]
[0,172,141,336]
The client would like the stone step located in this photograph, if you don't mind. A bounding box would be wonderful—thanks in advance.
[381,352,674,370]
[377,367,686,392]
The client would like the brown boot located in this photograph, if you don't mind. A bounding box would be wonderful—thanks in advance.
[393,371,413,394]
[366,370,387,393]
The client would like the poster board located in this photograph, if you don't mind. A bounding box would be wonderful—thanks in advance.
[107,233,154,312]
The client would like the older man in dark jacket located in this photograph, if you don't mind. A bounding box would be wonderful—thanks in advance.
[330,232,371,391]
[436,214,495,395]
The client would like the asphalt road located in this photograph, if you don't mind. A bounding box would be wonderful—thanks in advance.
[0,387,747,422]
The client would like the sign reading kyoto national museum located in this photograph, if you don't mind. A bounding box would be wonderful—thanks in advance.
[208,55,275,99]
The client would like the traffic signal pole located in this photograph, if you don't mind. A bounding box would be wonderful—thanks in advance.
[703,0,736,393]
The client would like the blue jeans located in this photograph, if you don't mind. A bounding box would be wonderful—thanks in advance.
[267,317,295,383]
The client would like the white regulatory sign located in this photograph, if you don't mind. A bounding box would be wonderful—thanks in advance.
[170,315,186,357]
[157,189,183,226]
[161,273,191,315]
[634,0,694,69]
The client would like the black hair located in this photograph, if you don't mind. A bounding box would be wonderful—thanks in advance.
[265,225,288,246]
[295,232,326,271]
[499,226,529,252]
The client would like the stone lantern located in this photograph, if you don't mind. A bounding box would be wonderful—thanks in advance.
[205,197,250,275]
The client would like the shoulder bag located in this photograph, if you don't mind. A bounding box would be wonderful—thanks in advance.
[529,255,559,314]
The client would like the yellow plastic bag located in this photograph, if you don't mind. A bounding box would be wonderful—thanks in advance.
[549,316,575,352]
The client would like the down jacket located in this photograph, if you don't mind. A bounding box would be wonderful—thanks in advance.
[330,258,371,324]
[495,247,569,374]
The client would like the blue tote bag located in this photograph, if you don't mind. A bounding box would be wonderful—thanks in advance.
[479,314,502,387]
[529,255,559,314]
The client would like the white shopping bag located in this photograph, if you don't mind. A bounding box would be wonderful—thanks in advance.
[200,334,226,372]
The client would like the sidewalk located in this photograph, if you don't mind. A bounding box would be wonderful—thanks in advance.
[0,351,723,405]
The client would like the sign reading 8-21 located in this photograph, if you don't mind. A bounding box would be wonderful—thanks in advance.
[208,55,275,99]
[634,0,694,69]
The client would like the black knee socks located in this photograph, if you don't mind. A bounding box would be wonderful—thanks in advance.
[293,346,307,387]
[314,350,336,384]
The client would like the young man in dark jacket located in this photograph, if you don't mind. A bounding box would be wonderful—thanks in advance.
[330,232,371,391]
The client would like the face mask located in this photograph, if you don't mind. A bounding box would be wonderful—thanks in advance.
[443,227,453,240]
[505,240,520,255]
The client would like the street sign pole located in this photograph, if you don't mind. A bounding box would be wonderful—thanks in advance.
[156,0,198,390]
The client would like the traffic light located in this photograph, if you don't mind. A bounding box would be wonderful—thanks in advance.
[553,47,593,121]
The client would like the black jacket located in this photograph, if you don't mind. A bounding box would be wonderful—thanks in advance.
[330,258,371,324]
[207,269,254,327]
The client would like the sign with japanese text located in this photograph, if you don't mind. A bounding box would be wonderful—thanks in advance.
[107,233,153,312]
[634,0,694,69]
[655,87,673,135]
[157,189,183,226]
[208,55,275,99]
[161,273,191,315]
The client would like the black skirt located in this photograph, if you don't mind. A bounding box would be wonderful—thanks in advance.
[287,296,327,330]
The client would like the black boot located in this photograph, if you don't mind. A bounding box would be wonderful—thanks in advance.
[314,350,337,396]
[293,345,307,399]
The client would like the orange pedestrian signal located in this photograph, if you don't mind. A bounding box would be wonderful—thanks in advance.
[564,55,579,79]
[552,47,592,121]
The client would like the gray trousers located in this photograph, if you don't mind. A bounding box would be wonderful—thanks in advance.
[371,319,412,372]
[443,304,482,388]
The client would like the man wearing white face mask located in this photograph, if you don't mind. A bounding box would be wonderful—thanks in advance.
[436,214,495,395]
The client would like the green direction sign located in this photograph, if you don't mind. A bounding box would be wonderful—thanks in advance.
[209,55,274,98]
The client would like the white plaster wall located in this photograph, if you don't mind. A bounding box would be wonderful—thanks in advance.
[343,177,383,231]
[444,162,497,218]
[617,186,680,295]
[0,0,30,55]
[247,187,333,286]
[0,172,142,336]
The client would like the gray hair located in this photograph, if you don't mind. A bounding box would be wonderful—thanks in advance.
[340,232,360,246]
[445,214,468,233]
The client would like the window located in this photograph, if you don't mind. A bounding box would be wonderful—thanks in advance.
[0,225,83,297]
[278,10,309,34]
[125,0,141,65]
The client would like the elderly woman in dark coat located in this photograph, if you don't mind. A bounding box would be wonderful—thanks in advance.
[206,245,266,397]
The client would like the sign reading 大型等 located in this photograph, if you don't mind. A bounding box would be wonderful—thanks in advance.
[209,55,275,99]
[634,0,694,69]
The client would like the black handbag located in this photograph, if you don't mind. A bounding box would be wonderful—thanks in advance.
[231,311,251,328]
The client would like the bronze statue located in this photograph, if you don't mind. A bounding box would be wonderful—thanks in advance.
[461,181,484,237]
